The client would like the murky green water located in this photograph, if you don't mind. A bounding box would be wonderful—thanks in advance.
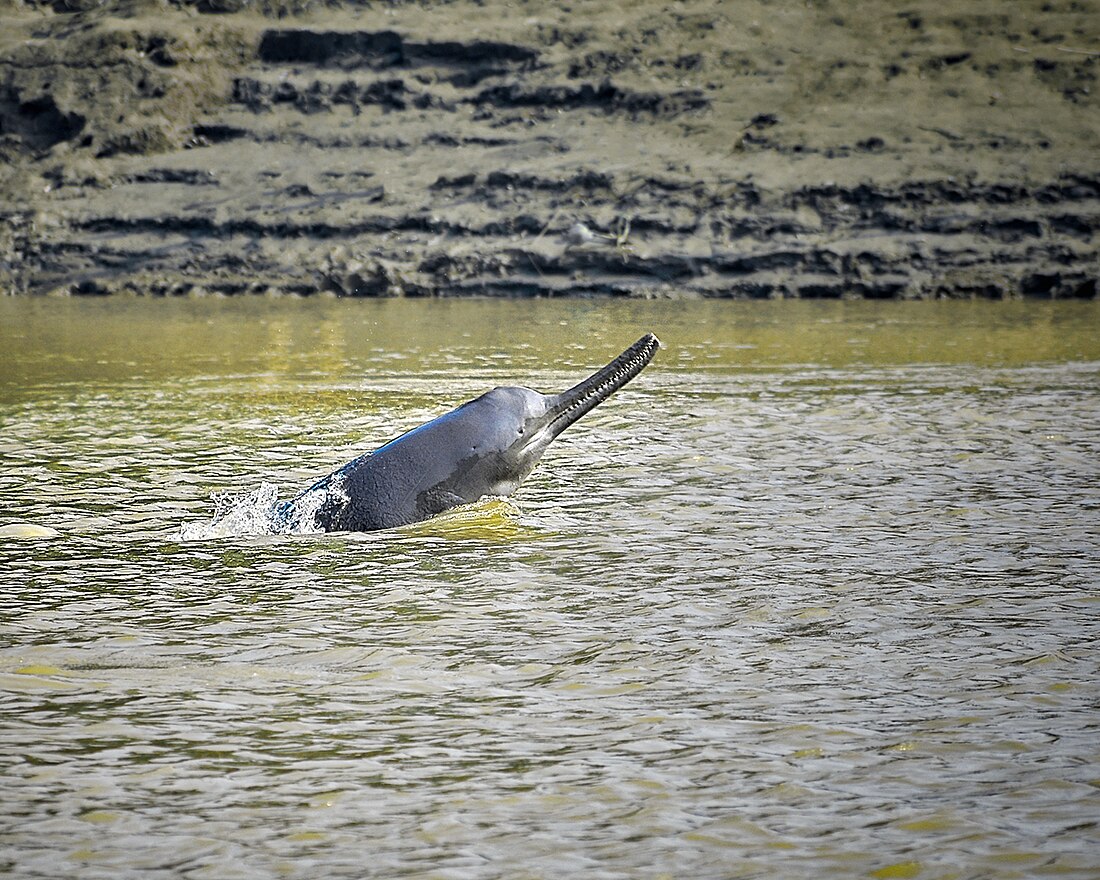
[2,298,1099,879]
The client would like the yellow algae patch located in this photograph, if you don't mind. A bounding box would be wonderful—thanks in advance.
[79,810,121,825]
[400,498,533,541]
[898,817,954,833]
[792,747,825,758]
[0,523,61,540]
[871,862,922,879]
[15,664,63,676]
[288,831,327,842]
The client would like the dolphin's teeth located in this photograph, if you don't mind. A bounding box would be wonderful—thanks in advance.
[550,334,657,432]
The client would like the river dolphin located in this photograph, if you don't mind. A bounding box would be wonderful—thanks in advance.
[278,333,660,532]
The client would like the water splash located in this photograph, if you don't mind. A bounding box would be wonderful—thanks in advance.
[178,482,286,540]
[180,484,283,539]
[179,474,352,540]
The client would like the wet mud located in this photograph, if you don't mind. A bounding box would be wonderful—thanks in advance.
[1,0,1097,298]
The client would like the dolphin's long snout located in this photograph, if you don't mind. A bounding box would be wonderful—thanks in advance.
[546,333,660,437]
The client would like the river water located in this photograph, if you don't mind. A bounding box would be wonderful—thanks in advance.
[2,298,1099,879]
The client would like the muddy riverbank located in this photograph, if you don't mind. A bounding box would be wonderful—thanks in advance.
[1,0,1097,298]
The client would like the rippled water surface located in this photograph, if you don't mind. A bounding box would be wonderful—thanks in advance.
[2,298,1099,879]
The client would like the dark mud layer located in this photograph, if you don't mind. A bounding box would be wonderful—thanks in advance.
[1,0,1097,298]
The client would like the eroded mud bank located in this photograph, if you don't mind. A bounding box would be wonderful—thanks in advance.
[1,0,1097,298]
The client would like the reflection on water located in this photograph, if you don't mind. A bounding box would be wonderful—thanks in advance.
[2,299,1099,879]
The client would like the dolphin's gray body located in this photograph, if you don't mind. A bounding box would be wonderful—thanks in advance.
[278,333,660,533]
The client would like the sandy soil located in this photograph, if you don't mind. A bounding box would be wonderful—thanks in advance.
[1,0,1097,298]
